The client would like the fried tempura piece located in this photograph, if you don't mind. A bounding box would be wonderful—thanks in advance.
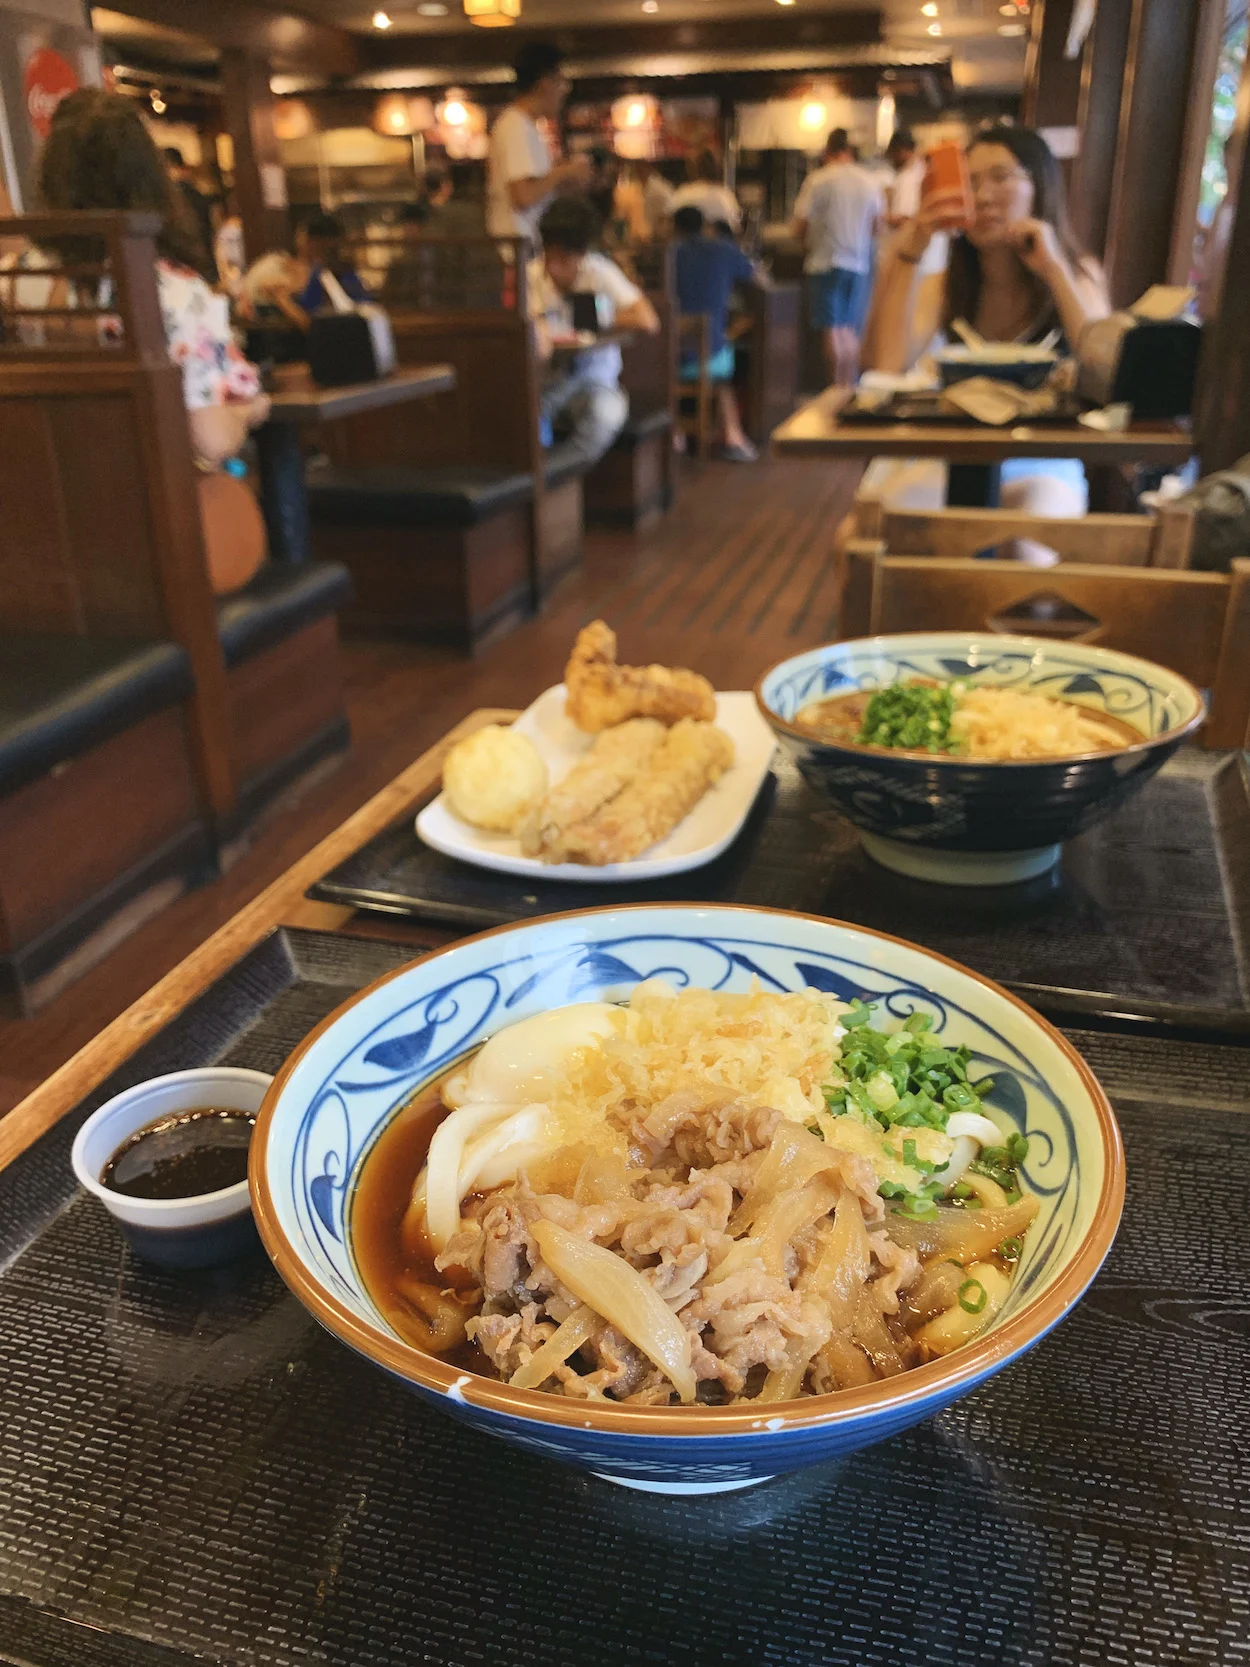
[517,718,666,860]
[558,719,735,866]
[564,620,716,733]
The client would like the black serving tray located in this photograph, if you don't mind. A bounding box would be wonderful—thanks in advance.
[4,926,1250,1667]
[309,749,1250,1037]
[838,388,1085,425]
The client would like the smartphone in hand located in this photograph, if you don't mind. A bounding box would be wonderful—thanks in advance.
[922,142,973,230]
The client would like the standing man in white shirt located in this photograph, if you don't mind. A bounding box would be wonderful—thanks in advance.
[793,128,883,387]
[487,41,592,250]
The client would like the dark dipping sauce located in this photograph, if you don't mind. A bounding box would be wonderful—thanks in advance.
[352,1076,484,1371]
[794,687,1143,754]
[101,1107,256,1200]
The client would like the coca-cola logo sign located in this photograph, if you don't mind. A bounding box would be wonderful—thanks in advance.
[23,48,78,140]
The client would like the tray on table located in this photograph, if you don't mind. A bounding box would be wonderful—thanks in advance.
[3,926,1250,1667]
[309,748,1250,1036]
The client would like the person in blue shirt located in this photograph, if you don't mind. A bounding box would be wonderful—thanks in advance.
[673,205,760,462]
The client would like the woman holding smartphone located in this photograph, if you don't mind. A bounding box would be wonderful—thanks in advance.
[864,126,1110,534]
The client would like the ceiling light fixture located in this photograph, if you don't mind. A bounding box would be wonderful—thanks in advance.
[149,88,166,113]
[927,20,942,33]
[417,2,449,12]
[641,1,658,11]
[776,1,797,7]
[921,2,938,14]
[463,0,521,24]
[798,98,827,131]
[372,9,392,26]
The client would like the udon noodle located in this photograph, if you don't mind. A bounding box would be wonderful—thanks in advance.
[794,678,1142,760]
[354,981,1037,1406]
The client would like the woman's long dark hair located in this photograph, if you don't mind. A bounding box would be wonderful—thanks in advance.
[36,88,204,272]
[943,124,1087,341]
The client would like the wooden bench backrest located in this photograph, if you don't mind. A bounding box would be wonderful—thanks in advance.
[842,549,1250,748]
[853,502,1195,568]
[322,235,540,480]
[0,212,233,818]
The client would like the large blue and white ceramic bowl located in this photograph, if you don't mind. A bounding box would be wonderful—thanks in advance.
[251,904,1124,1496]
[757,633,1206,885]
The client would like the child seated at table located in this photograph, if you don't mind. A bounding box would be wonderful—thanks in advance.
[529,197,659,467]
[673,204,762,462]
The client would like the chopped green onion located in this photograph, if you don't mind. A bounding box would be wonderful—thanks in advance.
[958,1278,989,1315]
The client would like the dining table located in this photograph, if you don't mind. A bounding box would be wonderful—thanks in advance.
[4,709,1250,1666]
[771,385,1197,507]
[254,362,457,563]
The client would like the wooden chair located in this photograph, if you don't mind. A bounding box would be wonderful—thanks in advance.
[674,313,716,461]
[840,545,1250,749]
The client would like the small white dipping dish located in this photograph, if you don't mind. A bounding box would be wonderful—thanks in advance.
[72,1067,273,1269]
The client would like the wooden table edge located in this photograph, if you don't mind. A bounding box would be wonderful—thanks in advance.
[0,706,520,1174]
[266,363,457,423]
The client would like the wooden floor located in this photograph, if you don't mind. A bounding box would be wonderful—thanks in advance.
[0,450,860,1117]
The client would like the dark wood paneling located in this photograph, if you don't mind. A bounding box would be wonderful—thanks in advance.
[1022,0,1086,130]
[227,616,347,789]
[0,403,80,632]
[743,282,801,445]
[0,708,199,951]
[1071,0,1134,257]
[585,432,670,527]
[361,12,883,73]
[47,395,165,635]
[1195,44,1250,471]
[535,478,584,598]
[1104,0,1205,308]
[108,0,357,76]
[314,509,533,650]
[221,49,290,263]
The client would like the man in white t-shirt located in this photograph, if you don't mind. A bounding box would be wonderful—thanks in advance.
[670,149,742,235]
[487,41,592,249]
[529,197,660,467]
[793,128,883,387]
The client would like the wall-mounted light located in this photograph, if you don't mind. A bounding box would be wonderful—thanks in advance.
[274,98,315,141]
[611,93,657,129]
[372,10,392,27]
[149,88,166,114]
[374,92,415,134]
[798,98,827,132]
[463,0,521,25]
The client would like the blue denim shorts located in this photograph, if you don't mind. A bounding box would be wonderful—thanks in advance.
[678,343,737,384]
[807,268,869,330]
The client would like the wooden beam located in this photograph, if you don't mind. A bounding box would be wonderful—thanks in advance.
[111,0,358,78]
[1070,0,1133,258]
[1022,0,1086,133]
[221,49,289,263]
[1195,41,1250,472]
[359,11,884,73]
[1103,0,1206,308]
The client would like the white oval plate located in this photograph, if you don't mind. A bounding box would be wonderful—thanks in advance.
[416,686,776,883]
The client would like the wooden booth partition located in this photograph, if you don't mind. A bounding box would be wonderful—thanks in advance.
[316,237,580,643]
[0,210,352,847]
[741,281,802,447]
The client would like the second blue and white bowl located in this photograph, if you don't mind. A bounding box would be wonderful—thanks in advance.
[756,633,1206,885]
[250,904,1124,1495]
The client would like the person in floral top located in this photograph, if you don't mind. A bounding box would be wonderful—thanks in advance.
[38,90,270,467]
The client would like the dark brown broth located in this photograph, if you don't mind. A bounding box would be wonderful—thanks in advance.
[352,1076,484,1368]
[794,685,1143,754]
[101,1107,254,1199]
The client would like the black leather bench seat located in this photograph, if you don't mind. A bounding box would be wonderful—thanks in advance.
[0,635,192,798]
[307,464,534,531]
[216,561,353,668]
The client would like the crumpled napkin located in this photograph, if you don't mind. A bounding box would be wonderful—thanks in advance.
[940,377,1060,425]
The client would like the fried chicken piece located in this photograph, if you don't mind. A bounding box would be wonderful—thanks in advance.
[517,719,666,861]
[558,719,735,866]
[564,620,716,733]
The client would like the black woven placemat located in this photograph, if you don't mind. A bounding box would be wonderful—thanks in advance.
[4,928,1250,1667]
[309,749,1250,1032]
